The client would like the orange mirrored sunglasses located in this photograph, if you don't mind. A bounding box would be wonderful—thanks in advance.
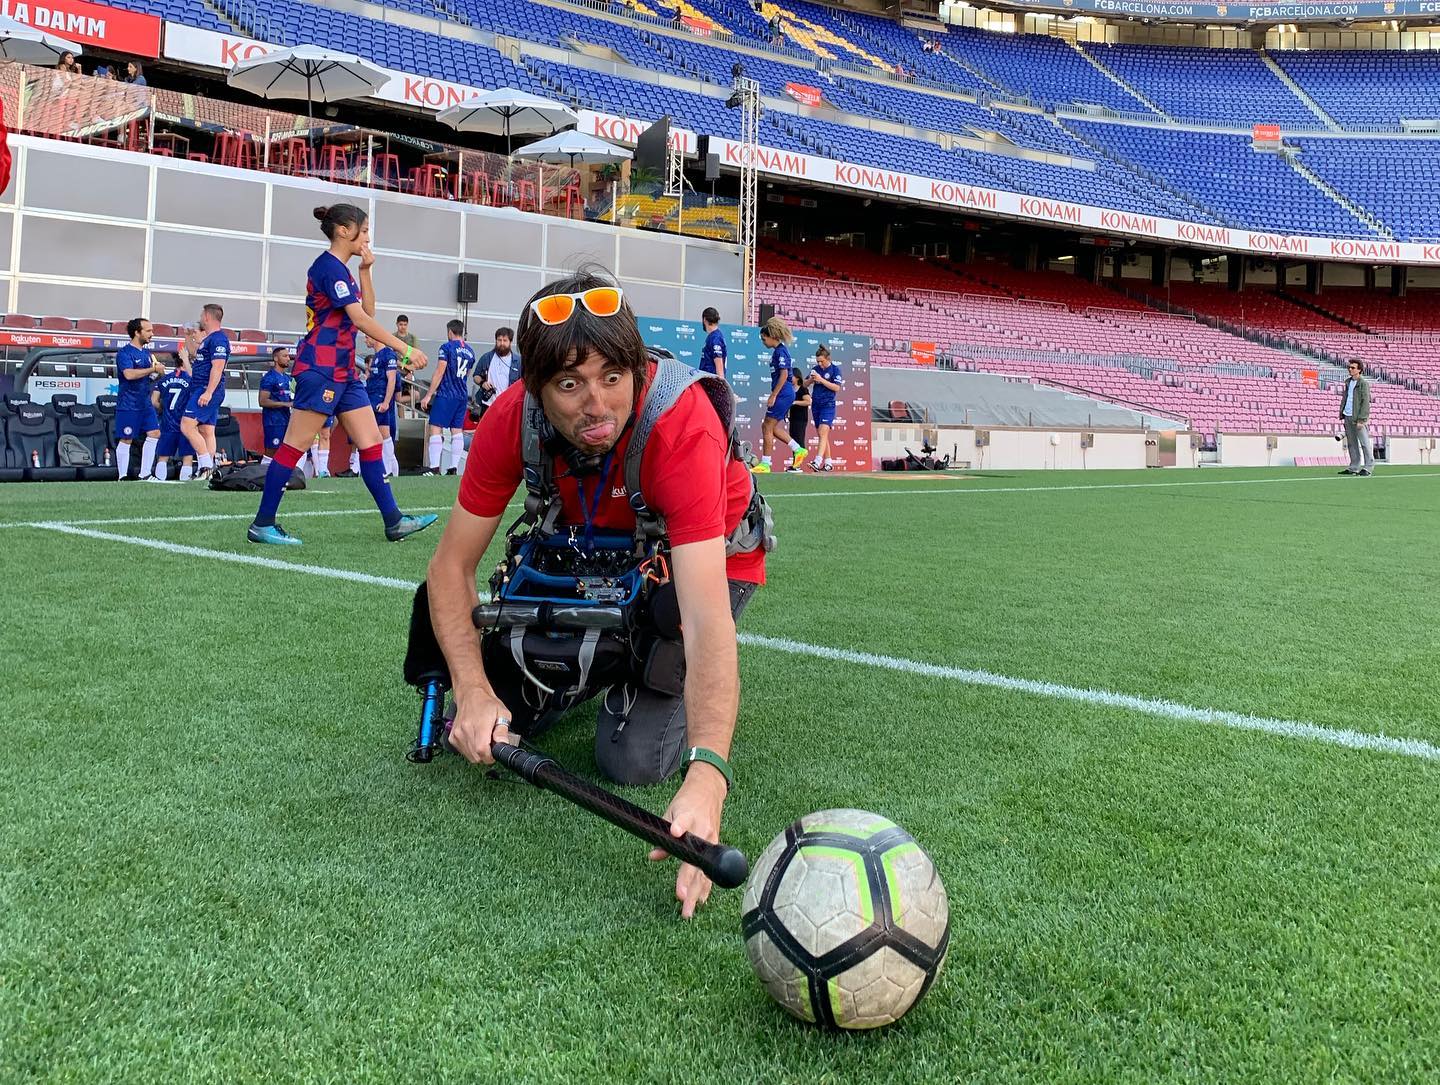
[529,287,624,326]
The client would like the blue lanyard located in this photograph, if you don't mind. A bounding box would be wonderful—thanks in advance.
[575,452,615,552]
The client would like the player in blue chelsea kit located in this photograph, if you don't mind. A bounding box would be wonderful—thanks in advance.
[421,318,474,475]
[699,306,727,379]
[113,317,165,480]
[258,346,292,464]
[805,344,844,473]
[752,315,807,474]
[149,357,194,482]
[366,336,400,477]
[247,203,436,546]
[179,303,230,481]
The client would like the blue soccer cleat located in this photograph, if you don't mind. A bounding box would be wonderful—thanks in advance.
[247,523,302,546]
[386,513,439,542]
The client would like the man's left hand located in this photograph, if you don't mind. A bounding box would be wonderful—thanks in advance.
[650,765,727,919]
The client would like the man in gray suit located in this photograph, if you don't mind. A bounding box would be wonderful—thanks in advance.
[1339,358,1374,476]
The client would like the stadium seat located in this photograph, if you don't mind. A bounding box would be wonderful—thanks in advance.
[0,414,18,481]
[37,316,73,331]
[74,319,109,333]
[47,393,79,417]
[6,403,75,481]
[61,405,119,480]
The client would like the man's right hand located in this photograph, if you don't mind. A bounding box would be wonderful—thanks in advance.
[421,395,433,411]
[197,391,212,407]
[447,688,517,765]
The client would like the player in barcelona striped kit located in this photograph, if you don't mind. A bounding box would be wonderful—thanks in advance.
[247,204,438,547]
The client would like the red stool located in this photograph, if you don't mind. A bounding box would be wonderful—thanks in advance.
[409,164,444,199]
[318,144,350,181]
[371,153,401,189]
[187,153,210,164]
[489,177,513,206]
[462,171,492,204]
[216,132,258,170]
[275,138,312,176]
[513,179,539,212]
[563,181,583,218]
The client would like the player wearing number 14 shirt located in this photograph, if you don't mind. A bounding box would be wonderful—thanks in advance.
[421,318,475,476]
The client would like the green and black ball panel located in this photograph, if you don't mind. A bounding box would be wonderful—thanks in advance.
[742,809,950,1030]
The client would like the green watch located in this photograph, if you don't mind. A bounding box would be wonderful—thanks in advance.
[682,747,733,793]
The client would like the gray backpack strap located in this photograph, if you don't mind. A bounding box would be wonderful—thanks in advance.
[623,357,708,540]
[624,355,775,556]
[520,390,561,535]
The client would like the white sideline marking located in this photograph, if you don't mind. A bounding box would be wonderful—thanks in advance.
[4,470,1437,528]
[23,519,1440,766]
[771,470,1440,500]
[32,522,415,589]
[2,504,456,528]
[740,634,1440,764]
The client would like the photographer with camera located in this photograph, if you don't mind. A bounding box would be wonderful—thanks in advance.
[423,270,770,918]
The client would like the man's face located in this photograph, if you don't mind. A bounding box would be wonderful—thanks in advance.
[1348,364,1362,379]
[540,349,635,456]
[274,349,291,371]
[200,308,220,333]
[495,334,512,355]
[136,321,153,346]
[396,319,409,337]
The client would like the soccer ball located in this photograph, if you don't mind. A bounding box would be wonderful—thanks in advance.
[741,809,949,1030]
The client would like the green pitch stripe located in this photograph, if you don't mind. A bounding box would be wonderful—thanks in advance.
[799,846,874,925]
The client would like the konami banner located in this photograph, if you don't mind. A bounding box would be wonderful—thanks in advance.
[638,316,872,471]
[163,23,693,154]
[705,137,1440,267]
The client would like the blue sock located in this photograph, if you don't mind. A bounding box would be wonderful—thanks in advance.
[360,449,403,528]
[253,446,301,527]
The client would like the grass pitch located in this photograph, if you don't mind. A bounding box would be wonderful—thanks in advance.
[3,468,1438,1083]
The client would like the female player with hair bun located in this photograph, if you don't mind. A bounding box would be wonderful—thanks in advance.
[247,204,437,546]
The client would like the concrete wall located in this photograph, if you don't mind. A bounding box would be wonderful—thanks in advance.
[1216,432,1351,466]
[0,135,744,357]
[872,424,1154,469]
[1383,436,1439,465]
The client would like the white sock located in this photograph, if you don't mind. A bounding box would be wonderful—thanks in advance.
[788,439,802,452]
[139,436,158,478]
[428,434,443,469]
[764,455,774,467]
[179,462,193,481]
[261,455,272,465]
[450,433,466,472]
[349,450,360,474]
[383,437,398,475]
[315,449,329,474]
[198,453,214,470]
[114,442,130,478]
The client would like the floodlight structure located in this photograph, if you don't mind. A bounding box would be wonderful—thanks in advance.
[727,62,762,323]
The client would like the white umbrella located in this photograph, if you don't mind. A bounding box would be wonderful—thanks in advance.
[0,14,82,65]
[514,129,632,168]
[436,88,577,153]
[228,45,389,150]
